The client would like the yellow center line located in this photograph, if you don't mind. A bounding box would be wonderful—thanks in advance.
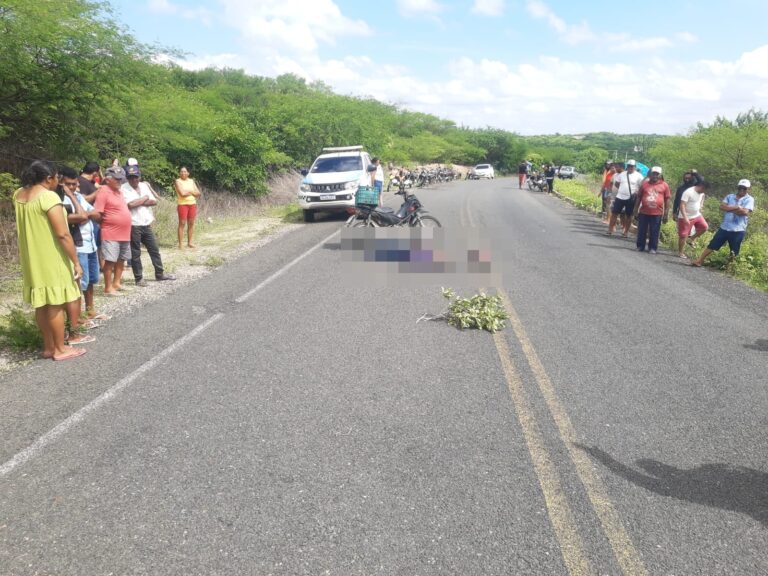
[468,192,591,574]
[497,289,648,576]
[493,332,594,576]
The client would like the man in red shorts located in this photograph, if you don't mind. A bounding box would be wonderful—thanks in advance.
[676,180,710,258]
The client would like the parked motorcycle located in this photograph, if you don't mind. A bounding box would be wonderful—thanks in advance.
[386,173,413,193]
[527,171,548,192]
[345,188,441,228]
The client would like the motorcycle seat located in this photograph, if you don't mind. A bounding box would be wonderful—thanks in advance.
[375,207,395,214]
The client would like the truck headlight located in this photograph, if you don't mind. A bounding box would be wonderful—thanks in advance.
[299,184,311,192]
[344,181,358,190]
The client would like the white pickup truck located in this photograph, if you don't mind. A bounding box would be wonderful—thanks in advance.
[298,146,373,222]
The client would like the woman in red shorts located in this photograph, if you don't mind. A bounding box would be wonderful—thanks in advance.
[174,166,201,249]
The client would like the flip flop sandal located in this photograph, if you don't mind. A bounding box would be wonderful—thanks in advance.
[68,334,96,345]
[90,313,111,321]
[53,348,87,361]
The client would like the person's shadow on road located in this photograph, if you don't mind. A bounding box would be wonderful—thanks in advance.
[576,444,768,526]
[744,339,768,351]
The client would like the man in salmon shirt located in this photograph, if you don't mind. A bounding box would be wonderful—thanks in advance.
[90,167,132,295]
[632,166,671,254]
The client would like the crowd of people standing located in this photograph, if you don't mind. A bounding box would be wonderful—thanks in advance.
[598,160,755,261]
[12,159,202,360]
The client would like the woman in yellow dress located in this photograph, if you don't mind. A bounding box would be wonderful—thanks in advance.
[173,166,201,249]
[13,160,85,360]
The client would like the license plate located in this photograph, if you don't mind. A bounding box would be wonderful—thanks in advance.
[319,194,335,201]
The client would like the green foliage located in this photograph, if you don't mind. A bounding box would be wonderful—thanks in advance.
[0,306,42,351]
[555,179,601,211]
[651,111,767,290]
[441,288,508,333]
[650,110,768,189]
[0,173,19,203]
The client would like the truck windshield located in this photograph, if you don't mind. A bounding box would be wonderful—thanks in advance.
[311,156,363,173]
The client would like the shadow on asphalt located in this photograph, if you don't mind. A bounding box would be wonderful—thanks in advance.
[575,444,768,526]
[744,339,768,351]
[585,242,636,251]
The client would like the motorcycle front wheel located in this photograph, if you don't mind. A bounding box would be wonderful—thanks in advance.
[411,215,441,228]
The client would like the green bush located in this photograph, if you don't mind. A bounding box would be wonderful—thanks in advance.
[0,306,42,351]
[555,179,602,211]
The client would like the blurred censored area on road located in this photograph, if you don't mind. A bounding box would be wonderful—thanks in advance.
[339,227,501,287]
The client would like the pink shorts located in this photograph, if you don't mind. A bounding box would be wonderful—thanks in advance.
[677,215,708,238]
[177,204,197,222]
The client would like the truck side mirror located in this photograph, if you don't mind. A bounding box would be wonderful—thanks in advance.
[300,168,308,176]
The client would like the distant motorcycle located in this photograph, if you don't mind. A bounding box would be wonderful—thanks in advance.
[386,173,413,193]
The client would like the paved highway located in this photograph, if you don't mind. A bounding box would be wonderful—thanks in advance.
[1,178,766,575]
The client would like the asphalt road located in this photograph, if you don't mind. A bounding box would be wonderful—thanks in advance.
[1,178,766,575]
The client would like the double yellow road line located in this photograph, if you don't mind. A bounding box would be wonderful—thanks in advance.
[461,190,647,576]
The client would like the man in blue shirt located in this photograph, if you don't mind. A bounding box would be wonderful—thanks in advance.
[692,179,755,267]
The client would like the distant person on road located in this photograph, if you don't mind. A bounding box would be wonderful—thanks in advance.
[13,160,85,361]
[673,169,703,220]
[544,164,556,194]
[632,166,671,254]
[691,179,755,267]
[91,168,132,295]
[121,165,176,286]
[676,180,710,258]
[518,161,528,188]
[174,166,201,249]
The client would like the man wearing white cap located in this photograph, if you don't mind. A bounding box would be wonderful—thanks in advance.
[692,179,755,267]
[632,166,670,253]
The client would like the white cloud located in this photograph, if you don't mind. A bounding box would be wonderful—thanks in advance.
[397,0,444,17]
[221,0,372,56]
[526,1,595,45]
[472,0,505,17]
[737,45,768,78]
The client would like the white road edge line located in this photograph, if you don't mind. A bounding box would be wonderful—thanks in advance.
[235,229,340,303]
[0,313,224,478]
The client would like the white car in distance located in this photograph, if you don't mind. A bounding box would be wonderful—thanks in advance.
[473,164,495,179]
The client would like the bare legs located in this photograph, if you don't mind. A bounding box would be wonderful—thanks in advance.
[84,284,95,317]
[36,304,82,360]
[102,260,125,293]
[178,218,196,249]
[187,218,195,248]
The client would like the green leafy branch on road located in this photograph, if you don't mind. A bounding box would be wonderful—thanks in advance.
[419,288,508,333]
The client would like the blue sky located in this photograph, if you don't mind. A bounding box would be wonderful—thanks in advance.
[111,0,768,135]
